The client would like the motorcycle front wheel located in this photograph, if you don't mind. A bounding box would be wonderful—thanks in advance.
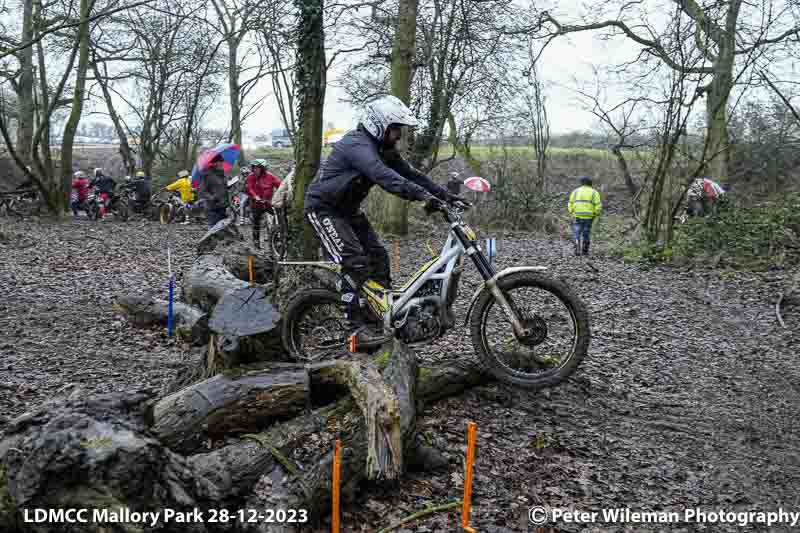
[470,271,590,389]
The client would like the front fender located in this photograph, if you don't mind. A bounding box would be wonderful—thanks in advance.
[463,266,548,327]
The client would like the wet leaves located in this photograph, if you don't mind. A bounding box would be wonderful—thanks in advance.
[0,218,796,532]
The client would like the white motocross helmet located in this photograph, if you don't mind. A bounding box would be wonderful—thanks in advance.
[360,95,419,141]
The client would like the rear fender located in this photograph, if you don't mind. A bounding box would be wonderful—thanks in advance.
[463,266,548,326]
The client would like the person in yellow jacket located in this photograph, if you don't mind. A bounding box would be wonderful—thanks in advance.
[568,176,602,256]
[161,170,195,224]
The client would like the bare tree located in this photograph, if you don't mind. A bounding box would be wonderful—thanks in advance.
[575,76,646,197]
[524,0,800,181]
[258,0,297,138]
[520,60,550,192]
[209,0,274,153]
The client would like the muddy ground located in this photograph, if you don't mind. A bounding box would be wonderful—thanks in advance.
[0,215,797,533]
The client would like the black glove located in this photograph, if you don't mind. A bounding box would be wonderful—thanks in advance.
[446,193,472,210]
[423,195,446,215]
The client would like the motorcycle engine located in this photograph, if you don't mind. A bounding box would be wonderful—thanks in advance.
[396,281,443,344]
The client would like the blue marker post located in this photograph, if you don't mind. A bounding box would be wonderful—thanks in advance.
[486,238,496,265]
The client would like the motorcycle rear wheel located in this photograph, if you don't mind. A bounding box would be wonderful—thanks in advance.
[159,204,174,224]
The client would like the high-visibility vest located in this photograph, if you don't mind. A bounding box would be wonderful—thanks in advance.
[569,186,602,219]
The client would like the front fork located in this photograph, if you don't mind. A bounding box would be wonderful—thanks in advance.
[461,236,528,338]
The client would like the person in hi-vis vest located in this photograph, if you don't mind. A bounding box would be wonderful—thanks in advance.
[568,176,602,256]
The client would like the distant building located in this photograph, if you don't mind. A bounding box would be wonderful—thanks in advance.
[271,129,292,148]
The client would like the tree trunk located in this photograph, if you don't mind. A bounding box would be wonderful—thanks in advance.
[447,113,482,175]
[612,145,638,196]
[16,0,35,167]
[32,17,53,185]
[381,0,420,236]
[704,74,732,182]
[59,0,91,209]
[292,0,326,259]
[228,37,243,153]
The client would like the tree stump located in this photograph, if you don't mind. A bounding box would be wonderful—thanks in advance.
[206,287,286,370]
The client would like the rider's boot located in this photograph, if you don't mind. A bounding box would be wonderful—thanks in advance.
[344,294,387,350]
[573,239,581,256]
[582,239,591,256]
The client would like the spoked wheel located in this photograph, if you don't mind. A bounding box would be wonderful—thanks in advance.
[269,226,287,260]
[282,289,350,362]
[88,203,101,221]
[159,204,173,224]
[470,271,590,389]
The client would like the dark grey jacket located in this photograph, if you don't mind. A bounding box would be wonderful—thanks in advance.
[304,126,448,215]
[199,168,227,210]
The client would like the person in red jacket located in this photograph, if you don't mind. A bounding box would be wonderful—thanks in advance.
[70,170,90,218]
[246,159,282,249]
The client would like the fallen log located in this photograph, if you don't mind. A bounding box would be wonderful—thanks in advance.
[238,341,424,532]
[114,294,209,345]
[0,390,221,533]
[197,217,245,255]
[190,353,484,524]
[0,345,487,533]
[197,217,274,284]
[148,363,309,453]
[182,254,249,311]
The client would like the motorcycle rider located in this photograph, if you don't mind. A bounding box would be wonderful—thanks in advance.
[70,171,90,218]
[247,159,282,249]
[304,94,470,346]
[90,168,116,218]
[132,170,152,213]
[160,170,194,224]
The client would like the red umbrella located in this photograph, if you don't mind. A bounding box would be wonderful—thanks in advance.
[463,176,491,192]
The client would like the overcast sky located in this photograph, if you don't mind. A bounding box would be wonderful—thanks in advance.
[218,29,637,138]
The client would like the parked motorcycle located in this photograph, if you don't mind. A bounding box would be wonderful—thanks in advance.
[83,187,129,221]
[157,192,193,224]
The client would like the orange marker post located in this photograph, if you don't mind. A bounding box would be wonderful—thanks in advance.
[461,422,478,533]
[332,439,342,533]
[248,255,254,286]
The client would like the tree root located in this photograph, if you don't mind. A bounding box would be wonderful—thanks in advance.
[376,500,461,533]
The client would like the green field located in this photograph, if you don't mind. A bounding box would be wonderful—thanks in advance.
[468,145,617,160]
[250,144,650,163]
